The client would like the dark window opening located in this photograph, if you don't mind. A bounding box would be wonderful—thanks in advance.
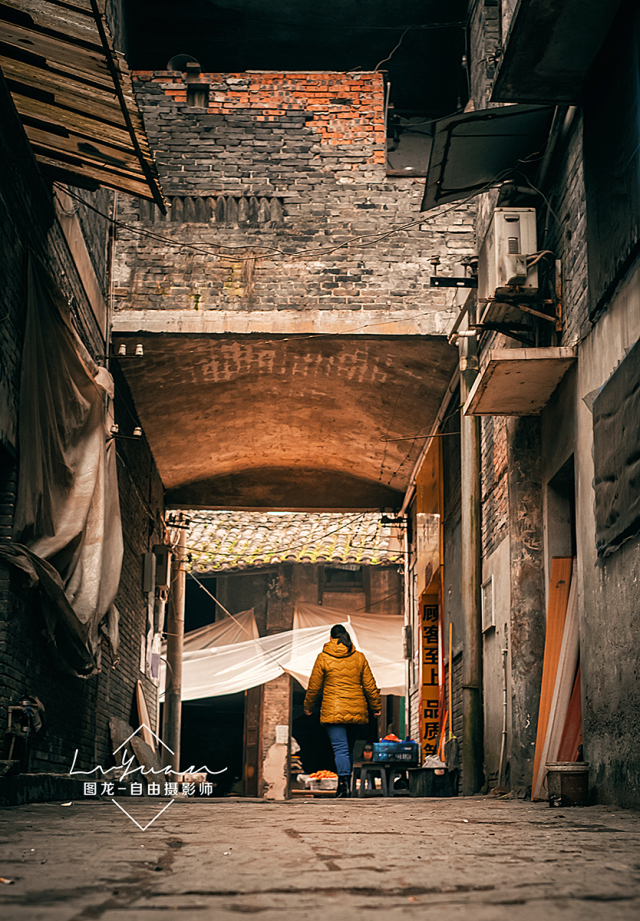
[323,564,364,591]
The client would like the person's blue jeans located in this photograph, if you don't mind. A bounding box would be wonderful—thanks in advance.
[324,724,357,777]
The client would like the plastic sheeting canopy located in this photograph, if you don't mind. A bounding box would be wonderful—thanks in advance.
[160,602,404,701]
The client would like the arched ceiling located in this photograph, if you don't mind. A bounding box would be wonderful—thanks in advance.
[113,333,458,509]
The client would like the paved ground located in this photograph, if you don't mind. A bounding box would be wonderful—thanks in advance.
[1,796,640,920]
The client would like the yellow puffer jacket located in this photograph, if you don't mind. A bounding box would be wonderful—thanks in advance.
[304,637,381,724]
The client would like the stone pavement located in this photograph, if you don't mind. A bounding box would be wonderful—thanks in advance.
[1,796,640,920]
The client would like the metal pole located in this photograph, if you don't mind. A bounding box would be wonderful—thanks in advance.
[403,521,411,740]
[459,318,484,795]
[162,525,186,771]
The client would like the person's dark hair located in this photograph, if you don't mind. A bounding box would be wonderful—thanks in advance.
[330,624,353,649]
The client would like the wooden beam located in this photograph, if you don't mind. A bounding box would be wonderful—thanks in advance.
[0,56,123,113]
[14,94,134,148]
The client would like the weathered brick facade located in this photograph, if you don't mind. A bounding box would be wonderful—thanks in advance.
[480,415,509,559]
[112,70,474,318]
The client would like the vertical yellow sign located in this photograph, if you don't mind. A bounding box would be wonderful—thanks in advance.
[422,602,440,759]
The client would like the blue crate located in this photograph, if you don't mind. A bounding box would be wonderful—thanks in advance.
[371,741,420,764]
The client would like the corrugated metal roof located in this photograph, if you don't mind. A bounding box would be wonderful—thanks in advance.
[0,0,164,207]
[185,511,404,573]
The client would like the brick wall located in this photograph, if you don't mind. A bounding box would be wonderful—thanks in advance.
[112,70,474,317]
[543,112,589,346]
[260,673,292,798]
[481,415,509,558]
[469,1,501,111]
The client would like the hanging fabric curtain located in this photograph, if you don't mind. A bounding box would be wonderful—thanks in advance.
[5,255,123,674]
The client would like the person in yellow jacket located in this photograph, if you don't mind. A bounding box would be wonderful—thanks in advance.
[304,624,381,797]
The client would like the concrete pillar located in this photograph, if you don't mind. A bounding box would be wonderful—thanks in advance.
[459,331,484,795]
[163,526,186,771]
[506,416,546,794]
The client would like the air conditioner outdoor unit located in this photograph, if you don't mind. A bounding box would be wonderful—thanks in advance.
[478,207,538,303]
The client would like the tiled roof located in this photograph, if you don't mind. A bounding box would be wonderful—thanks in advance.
[185,511,403,573]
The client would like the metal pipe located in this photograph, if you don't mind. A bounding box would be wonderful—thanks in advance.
[403,520,411,739]
[459,312,484,795]
[162,526,186,771]
[498,647,508,788]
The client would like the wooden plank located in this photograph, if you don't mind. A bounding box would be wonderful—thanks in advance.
[25,125,141,175]
[557,666,583,762]
[35,152,155,200]
[0,55,122,113]
[531,557,573,800]
[136,680,156,752]
[2,0,98,45]
[14,92,132,148]
[536,559,579,798]
[0,21,109,80]
[0,46,115,90]
[4,0,94,13]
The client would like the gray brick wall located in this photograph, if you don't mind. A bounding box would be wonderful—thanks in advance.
[544,113,589,346]
[112,71,475,318]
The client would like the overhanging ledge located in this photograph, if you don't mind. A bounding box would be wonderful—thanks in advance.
[464,347,576,416]
[112,308,453,338]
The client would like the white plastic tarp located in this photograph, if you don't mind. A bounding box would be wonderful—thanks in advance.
[159,609,259,693]
[162,602,405,702]
[294,603,405,696]
[183,609,259,651]
[162,625,330,702]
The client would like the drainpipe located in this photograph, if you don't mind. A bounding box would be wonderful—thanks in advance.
[163,525,186,771]
[498,646,508,787]
[403,521,411,740]
[458,306,484,795]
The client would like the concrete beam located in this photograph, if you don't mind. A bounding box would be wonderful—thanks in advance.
[112,308,456,339]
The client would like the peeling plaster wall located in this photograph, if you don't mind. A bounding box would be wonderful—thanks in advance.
[260,674,292,800]
[469,1,640,808]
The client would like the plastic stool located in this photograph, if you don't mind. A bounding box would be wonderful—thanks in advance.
[387,767,412,796]
[358,764,388,797]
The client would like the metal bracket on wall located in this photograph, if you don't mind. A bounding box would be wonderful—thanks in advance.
[430,277,478,288]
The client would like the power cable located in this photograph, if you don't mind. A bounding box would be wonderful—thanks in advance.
[374,27,412,72]
[52,171,492,269]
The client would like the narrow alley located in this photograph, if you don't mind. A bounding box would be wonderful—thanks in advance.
[1,2,640,919]
[2,798,640,919]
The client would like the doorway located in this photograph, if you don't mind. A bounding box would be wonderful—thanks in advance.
[180,693,245,796]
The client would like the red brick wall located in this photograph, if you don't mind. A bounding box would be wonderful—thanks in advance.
[139,71,386,164]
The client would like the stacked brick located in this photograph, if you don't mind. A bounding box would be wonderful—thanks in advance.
[112,70,475,318]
